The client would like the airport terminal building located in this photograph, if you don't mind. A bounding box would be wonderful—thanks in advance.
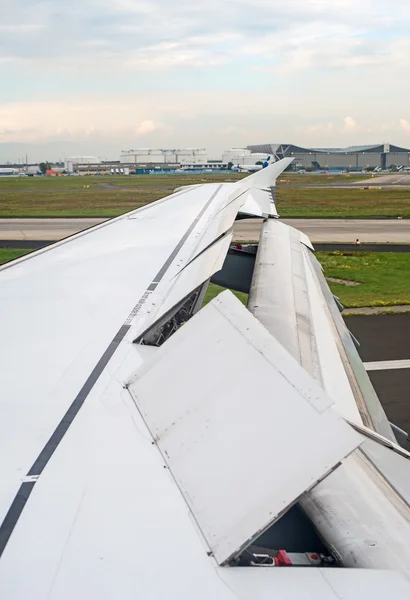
[247,143,410,171]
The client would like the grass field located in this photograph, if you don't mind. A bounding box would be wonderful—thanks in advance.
[0,173,245,217]
[0,173,408,218]
[2,248,408,309]
[277,173,374,185]
[0,248,32,264]
[276,187,410,217]
[317,251,410,307]
[204,252,410,309]
[202,284,248,306]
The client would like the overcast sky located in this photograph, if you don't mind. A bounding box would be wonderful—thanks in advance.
[1,0,410,162]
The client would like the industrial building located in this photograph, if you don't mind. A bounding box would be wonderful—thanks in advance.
[64,156,101,172]
[64,143,410,175]
[222,148,272,166]
[68,148,226,173]
[71,161,180,174]
[0,164,40,175]
[120,148,208,165]
[247,143,410,171]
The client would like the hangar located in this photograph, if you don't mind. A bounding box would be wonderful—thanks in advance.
[247,143,410,171]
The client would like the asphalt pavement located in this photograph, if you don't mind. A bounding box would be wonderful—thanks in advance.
[355,173,410,186]
[1,217,410,243]
[234,219,410,243]
[346,314,410,450]
[281,173,410,188]
[0,218,106,241]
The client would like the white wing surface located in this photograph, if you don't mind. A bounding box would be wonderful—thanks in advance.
[0,162,288,590]
[1,158,410,598]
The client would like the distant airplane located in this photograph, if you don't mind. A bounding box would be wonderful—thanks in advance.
[235,156,272,172]
[0,168,18,176]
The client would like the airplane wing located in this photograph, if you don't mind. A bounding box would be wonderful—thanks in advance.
[1,158,410,598]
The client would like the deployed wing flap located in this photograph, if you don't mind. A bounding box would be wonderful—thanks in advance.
[145,230,233,324]
[238,188,278,218]
[128,290,361,565]
[247,218,359,422]
[307,250,395,441]
[247,218,394,431]
[299,230,315,251]
[361,438,410,505]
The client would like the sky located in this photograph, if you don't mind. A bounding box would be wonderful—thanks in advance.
[1,0,410,162]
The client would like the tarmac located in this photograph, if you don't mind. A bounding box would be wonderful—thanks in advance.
[235,218,410,243]
[1,217,410,244]
[294,173,410,189]
[353,173,410,187]
[345,314,410,450]
[0,218,105,241]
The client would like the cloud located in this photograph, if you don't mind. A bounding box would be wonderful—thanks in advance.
[125,39,231,70]
[400,119,410,133]
[0,101,171,143]
[295,118,400,139]
[344,117,359,132]
[136,120,169,135]
[0,95,287,144]
[2,0,410,73]
[1,95,264,144]
[0,24,45,33]
[0,95,407,156]
[2,0,410,160]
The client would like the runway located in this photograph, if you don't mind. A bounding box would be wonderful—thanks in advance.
[235,218,410,243]
[355,173,410,187]
[0,218,105,241]
[1,217,410,243]
[346,314,410,450]
[292,173,410,189]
